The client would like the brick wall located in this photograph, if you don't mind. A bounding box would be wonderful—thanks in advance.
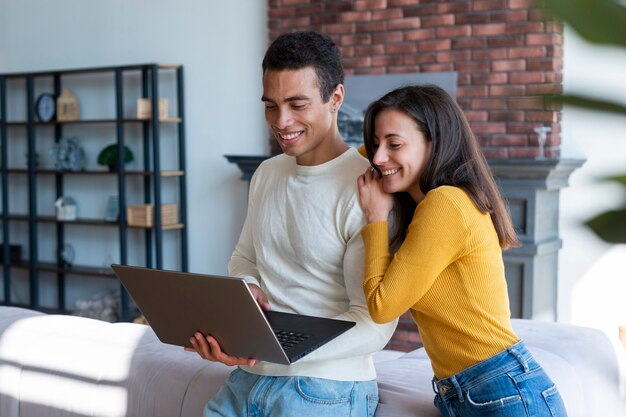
[268,0,562,160]
[268,0,563,352]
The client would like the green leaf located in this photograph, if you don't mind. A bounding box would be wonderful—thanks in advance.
[541,0,626,47]
[597,173,626,188]
[585,208,626,244]
[546,94,626,117]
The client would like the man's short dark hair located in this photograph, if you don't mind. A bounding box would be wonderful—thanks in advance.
[262,31,344,103]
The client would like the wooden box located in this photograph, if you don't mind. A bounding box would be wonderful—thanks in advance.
[127,204,178,227]
[56,90,80,121]
[136,98,168,120]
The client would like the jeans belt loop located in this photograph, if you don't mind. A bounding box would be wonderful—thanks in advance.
[450,375,464,403]
[431,377,440,394]
[509,347,530,372]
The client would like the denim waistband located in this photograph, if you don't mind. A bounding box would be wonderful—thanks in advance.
[432,340,536,402]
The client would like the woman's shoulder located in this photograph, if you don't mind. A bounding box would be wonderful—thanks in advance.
[422,186,481,215]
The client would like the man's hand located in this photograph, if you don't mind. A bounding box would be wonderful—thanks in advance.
[249,283,270,311]
[183,283,269,366]
[184,332,257,367]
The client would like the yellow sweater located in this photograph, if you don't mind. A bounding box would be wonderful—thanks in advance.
[362,186,519,379]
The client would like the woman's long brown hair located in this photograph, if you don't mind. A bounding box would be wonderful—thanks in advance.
[363,85,520,251]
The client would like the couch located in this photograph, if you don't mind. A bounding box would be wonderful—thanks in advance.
[0,306,624,416]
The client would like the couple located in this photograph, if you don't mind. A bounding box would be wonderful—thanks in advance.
[187,31,567,417]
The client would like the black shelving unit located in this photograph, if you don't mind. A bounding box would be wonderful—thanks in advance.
[0,63,188,321]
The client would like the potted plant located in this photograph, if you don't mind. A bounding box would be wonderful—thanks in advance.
[97,144,134,172]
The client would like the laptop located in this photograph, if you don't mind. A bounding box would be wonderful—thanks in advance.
[111,264,356,365]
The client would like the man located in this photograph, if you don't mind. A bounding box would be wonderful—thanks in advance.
[188,31,397,417]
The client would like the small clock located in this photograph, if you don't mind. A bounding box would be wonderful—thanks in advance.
[35,93,56,122]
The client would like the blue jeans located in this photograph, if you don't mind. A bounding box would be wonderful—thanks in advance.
[433,341,567,417]
[204,368,379,417]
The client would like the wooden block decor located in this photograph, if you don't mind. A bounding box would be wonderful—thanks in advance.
[136,98,168,120]
[127,204,178,227]
[56,90,80,121]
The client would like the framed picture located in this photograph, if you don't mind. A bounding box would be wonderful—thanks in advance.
[104,196,119,222]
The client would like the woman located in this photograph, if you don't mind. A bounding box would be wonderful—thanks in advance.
[357,85,567,417]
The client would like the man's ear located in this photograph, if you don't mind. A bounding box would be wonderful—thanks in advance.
[330,84,345,112]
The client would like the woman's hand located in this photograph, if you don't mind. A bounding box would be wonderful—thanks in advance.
[184,332,257,367]
[357,167,394,224]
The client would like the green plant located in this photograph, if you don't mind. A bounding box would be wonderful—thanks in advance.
[542,0,626,243]
[97,144,134,170]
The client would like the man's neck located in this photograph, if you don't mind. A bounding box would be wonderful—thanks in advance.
[296,133,350,166]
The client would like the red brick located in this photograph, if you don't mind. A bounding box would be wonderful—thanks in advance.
[385,43,418,54]
[482,147,509,159]
[472,23,507,36]
[437,50,472,63]
[295,4,324,16]
[471,122,507,134]
[490,110,525,122]
[338,46,354,58]
[489,85,527,96]
[353,66,387,75]
[269,8,296,18]
[322,23,355,35]
[509,71,545,84]
[506,21,544,34]
[508,96,545,110]
[456,13,491,25]
[355,0,387,10]
[282,0,310,5]
[340,33,372,46]
[436,25,472,38]
[464,110,489,122]
[372,31,404,43]
[388,17,421,30]
[472,72,509,84]
[387,65,421,74]
[492,59,526,71]
[473,48,508,61]
[339,11,372,22]
[325,1,354,13]
[281,16,311,28]
[421,14,456,28]
[388,0,418,5]
[527,58,562,71]
[509,46,547,59]
[343,56,372,68]
[404,28,435,41]
[526,33,561,46]
[473,0,507,12]
[452,38,487,49]
[404,5,439,18]
[526,111,558,123]
[491,134,529,146]
[455,61,491,72]
[438,2,471,14]
[371,8,404,20]
[404,53,437,65]
[422,63,455,72]
[372,54,405,66]
[354,44,385,56]
[509,0,535,9]
[419,39,452,52]
[491,9,528,22]
[457,73,472,85]
[356,21,387,32]
[311,14,339,25]
[487,35,525,48]
[527,83,562,95]
[458,85,489,97]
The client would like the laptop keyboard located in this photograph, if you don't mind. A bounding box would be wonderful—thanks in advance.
[274,330,312,350]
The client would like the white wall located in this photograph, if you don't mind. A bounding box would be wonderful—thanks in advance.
[0,0,268,307]
[559,27,626,337]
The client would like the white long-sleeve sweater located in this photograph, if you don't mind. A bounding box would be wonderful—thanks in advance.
[228,148,397,381]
